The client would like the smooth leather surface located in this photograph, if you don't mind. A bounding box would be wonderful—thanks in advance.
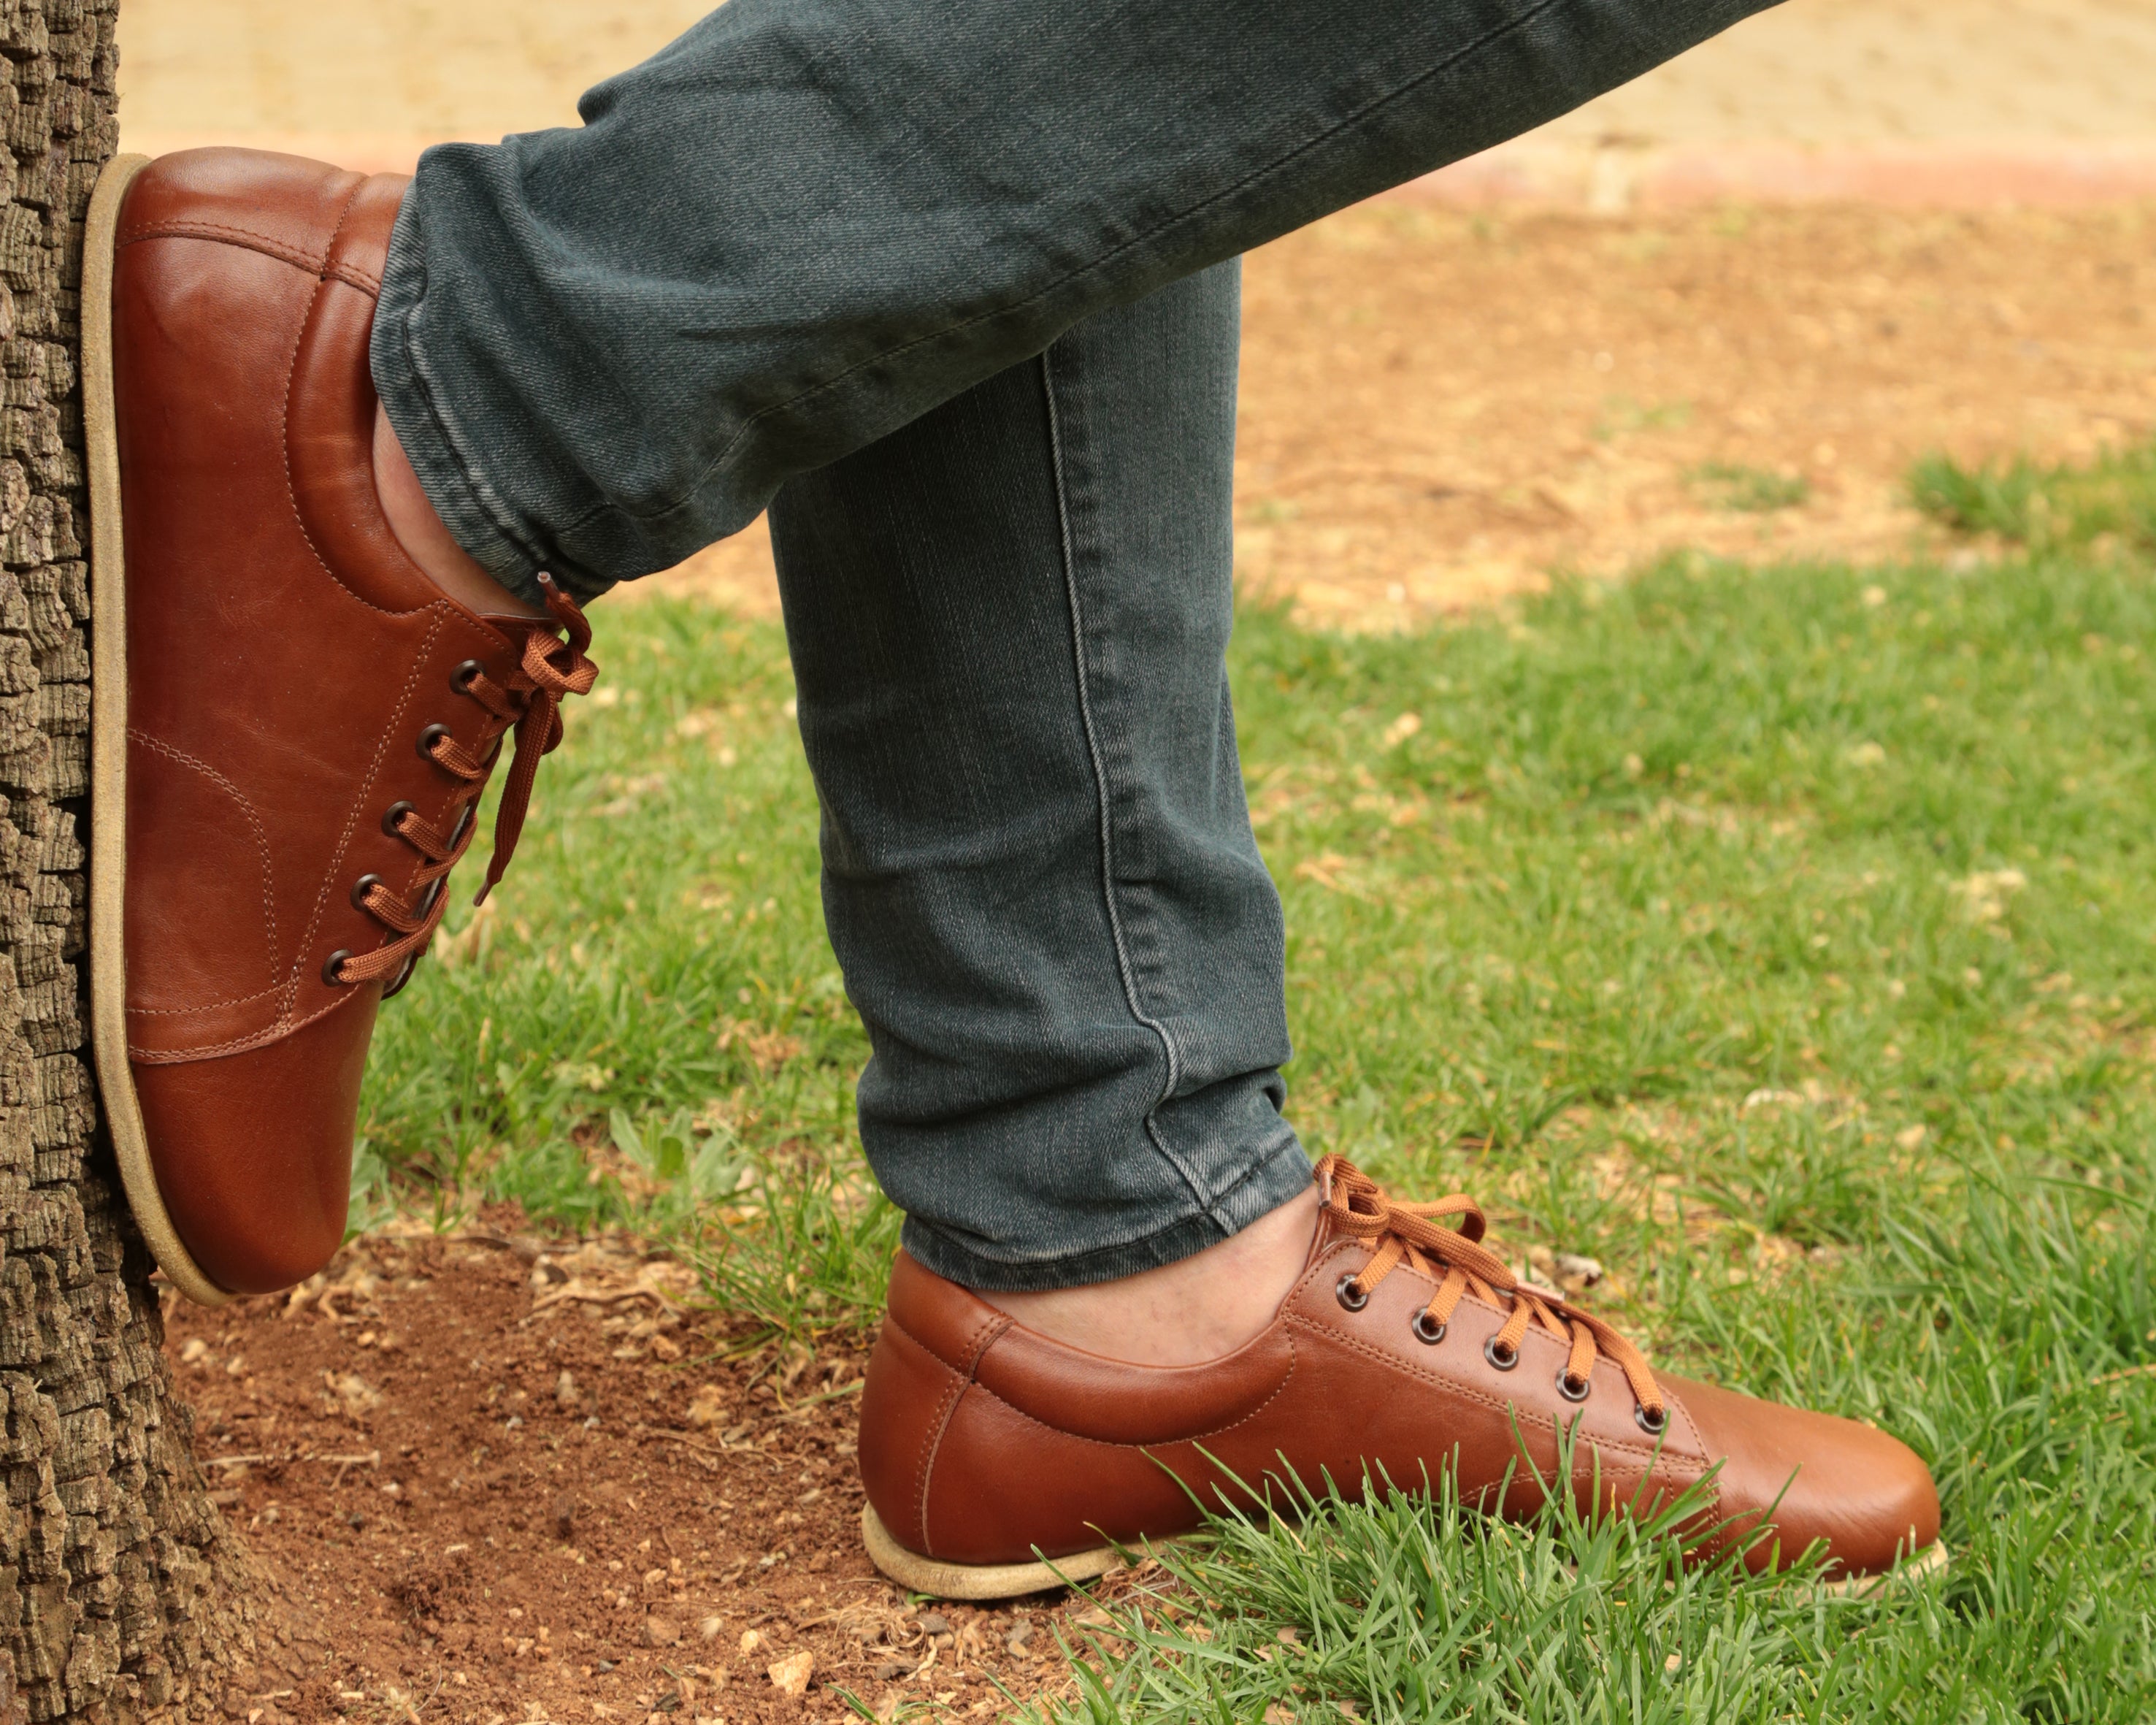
[133,992,377,1293]
[860,1216,1941,1578]
[111,149,553,1291]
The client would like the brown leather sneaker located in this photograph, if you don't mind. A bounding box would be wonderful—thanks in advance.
[859,1156,1942,1599]
[81,150,596,1304]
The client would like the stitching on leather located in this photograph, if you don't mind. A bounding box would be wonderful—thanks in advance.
[118,218,328,275]
[328,260,384,297]
[267,175,433,1021]
[948,1336,1309,1456]
[125,982,282,1015]
[118,216,385,299]
[884,1310,973,1558]
[280,613,442,1020]
[1286,1309,1704,1486]
[950,1352,1704,1526]
[126,729,280,995]
[958,1309,1011,1374]
[1300,1242,1709,1475]
[128,983,361,1064]
[980,1330,1300,1450]
[276,185,430,627]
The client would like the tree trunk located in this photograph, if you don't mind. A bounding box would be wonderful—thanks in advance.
[0,1,274,1717]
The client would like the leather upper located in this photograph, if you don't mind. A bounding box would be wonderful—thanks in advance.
[860,1214,1941,1579]
[111,150,572,1292]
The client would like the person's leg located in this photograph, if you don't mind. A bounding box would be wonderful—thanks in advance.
[374,0,1786,603]
[768,261,1316,1363]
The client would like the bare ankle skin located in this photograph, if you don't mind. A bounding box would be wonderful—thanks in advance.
[981,1185,1321,1367]
[372,403,546,620]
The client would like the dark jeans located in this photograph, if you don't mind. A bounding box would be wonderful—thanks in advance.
[371,0,1781,1289]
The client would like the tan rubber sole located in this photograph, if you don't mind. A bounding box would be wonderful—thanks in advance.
[861,1497,1946,1603]
[860,1504,1125,1601]
[1817,1537,1949,1597]
[85,152,232,1311]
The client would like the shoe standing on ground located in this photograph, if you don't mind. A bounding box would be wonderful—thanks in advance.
[85,0,1942,1589]
[861,1158,1941,1597]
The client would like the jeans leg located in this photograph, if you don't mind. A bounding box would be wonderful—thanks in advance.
[372,0,1784,601]
[768,261,1310,1290]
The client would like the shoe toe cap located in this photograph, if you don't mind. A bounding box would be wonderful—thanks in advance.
[1665,1373,1941,1577]
[132,993,377,1296]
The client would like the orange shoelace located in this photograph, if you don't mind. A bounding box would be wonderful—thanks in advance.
[331,575,599,995]
[1316,1155,1667,1427]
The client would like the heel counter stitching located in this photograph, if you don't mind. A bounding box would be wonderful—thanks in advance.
[887,1307,1008,1560]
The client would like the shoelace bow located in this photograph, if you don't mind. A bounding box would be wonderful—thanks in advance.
[1317,1154,1667,1425]
[334,575,599,993]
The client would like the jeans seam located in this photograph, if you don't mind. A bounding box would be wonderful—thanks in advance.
[541,0,1571,544]
[1038,344,1229,1234]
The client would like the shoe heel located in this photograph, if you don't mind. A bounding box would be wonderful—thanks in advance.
[859,1502,1124,1602]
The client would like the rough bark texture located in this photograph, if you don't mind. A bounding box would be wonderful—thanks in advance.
[0,3,285,1718]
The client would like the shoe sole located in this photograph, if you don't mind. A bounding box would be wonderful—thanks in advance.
[85,152,233,1310]
[860,1504,1125,1601]
[861,1500,1949,1603]
[1817,1537,1949,1596]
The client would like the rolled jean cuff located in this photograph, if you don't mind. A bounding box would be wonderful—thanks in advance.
[898,1136,1318,1294]
[369,188,561,611]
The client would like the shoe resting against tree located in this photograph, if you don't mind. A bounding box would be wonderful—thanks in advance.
[81,150,596,1304]
[857,1155,1942,1599]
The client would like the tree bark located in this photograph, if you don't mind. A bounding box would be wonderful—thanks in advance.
[0,2,275,1717]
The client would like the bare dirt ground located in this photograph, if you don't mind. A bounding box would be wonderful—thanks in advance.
[166,1221,1113,1725]
[655,199,2156,630]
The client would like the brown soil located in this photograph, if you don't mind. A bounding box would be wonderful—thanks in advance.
[166,1223,1101,1725]
[651,201,2156,630]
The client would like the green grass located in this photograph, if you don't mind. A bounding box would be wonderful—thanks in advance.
[1687,462,1811,513]
[364,451,2156,1720]
[1912,437,2156,559]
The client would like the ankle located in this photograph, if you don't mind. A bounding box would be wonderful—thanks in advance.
[372,404,545,619]
[981,1185,1319,1368]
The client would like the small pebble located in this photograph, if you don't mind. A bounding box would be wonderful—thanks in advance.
[767,1649,814,1697]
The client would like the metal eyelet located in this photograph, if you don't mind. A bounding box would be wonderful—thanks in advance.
[1484,1336,1520,1372]
[1635,1404,1669,1436]
[1335,1274,1370,1313]
[1557,1370,1593,1404]
[450,659,485,693]
[350,873,384,912]
[417,723,453,760]
[1411,1310,1447,1346]
[382,800,416,838]
[322,949,354,987]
